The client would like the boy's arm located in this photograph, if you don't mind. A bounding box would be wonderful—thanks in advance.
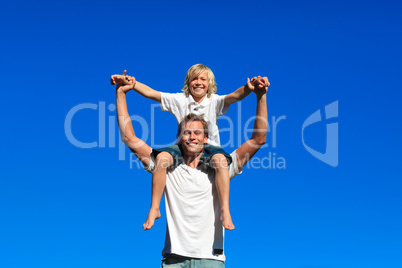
[133,81,161,102]
[224,81,253,107]
[234,78,269,171]
[115,78,153,168]
[224,76,269,106]
[111,70,162,102]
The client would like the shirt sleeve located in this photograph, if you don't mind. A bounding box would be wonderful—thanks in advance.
[229,150,242,180]
[144,151,155,174]
[160,92,180,113]
[213,94,229,116]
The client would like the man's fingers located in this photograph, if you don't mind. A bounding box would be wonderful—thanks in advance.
[255,76,270,87]
[120,70,133,84]
[111,71,128,85]
[263,77,270,87]
[110,76,116,85]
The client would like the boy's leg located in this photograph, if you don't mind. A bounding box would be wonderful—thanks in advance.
[143,152,173,230]
[210,153,235,231]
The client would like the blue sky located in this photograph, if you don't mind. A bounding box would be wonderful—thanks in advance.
[1,0,401,267]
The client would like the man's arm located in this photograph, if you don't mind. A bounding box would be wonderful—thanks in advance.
[235,77,270,171]
[115,76,153,168]
[111,70,161,102]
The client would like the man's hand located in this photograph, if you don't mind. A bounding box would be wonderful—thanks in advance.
[113,70,136,94]
[247,76,270,93]
[111,70,135,85]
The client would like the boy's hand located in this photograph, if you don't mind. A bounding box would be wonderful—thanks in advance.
[114,70,137,94]
[111,70,133,85]
[247,76,270,92]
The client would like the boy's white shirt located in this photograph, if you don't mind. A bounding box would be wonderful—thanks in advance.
[146,151,241,262]
[160,92,230,146]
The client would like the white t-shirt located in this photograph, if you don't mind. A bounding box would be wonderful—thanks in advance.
[146,151,241,262]
[160,92,230,146]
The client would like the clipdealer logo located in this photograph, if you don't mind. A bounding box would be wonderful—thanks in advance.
[63,100,339,169]
[63,102,288,170]
[302,100,339,167]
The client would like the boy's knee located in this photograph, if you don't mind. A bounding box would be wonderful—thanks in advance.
[211,153,228,169]
[211,153,227,161]
[155,152,173,168]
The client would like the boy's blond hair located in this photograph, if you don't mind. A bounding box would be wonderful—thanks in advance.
[182,64,217,98]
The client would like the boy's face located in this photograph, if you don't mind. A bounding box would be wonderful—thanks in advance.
[179,121,208,156]
[189,71,209,101]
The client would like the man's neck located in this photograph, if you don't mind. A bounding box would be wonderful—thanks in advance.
[182,152,203,169]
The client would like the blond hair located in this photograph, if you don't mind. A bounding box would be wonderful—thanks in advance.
[182,64,217,97]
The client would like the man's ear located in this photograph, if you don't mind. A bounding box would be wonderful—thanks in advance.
[203,134,208,144]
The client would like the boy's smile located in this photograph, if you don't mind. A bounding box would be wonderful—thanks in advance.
[189,71,209,103]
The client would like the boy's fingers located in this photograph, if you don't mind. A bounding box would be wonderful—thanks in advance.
[122,70,127,76]
[251,76,260,82]
[246,78,254,91]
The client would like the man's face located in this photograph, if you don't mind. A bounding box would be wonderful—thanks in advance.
[189,71,209,101]
[180,121,208,156]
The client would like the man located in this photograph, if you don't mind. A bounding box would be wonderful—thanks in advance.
[115,74,269,267]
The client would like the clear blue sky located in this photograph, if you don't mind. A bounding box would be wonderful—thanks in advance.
[1,0,401,267]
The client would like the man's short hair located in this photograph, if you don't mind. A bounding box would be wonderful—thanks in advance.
[182,64,217,98]
[176,113,209,140]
